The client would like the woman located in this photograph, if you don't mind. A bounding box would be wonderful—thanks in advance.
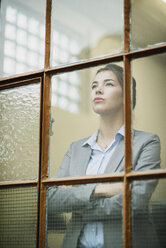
[48,64,161,248]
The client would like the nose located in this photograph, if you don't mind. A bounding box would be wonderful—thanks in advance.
[96,85,104,94]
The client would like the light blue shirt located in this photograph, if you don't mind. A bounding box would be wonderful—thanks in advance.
[79,126,124,248]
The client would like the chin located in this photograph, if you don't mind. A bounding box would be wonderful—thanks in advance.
[93,108,107,115]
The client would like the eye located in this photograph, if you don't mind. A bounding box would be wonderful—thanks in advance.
[91,84,97,89]
[106,82,113,86]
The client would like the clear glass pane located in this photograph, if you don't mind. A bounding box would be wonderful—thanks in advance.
[0,83,40,181]
[131,0,166,50]
[131,178,166,248]
[46,182,123,248]
[132,53,166,170]
[49,62,124,178]
[0,186,37,248]
[51,0,123,67]
[0,0,46,77]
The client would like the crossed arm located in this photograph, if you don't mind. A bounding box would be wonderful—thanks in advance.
[48,134,160,221]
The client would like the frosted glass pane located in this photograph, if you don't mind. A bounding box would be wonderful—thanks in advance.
[0,83,40,181]
[0,0,46,77]
[0,186,37,248]
[131,0,166,50]
[46,183,123,248]
[131,179,166,248]
[51,0,123,67]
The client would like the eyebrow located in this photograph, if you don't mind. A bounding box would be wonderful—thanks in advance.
[92,78,115,85]
[104,79,115,82]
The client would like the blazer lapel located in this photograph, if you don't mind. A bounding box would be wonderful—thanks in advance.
[75,145,92,176]
[72,135,126,176]
[104,139,124,173]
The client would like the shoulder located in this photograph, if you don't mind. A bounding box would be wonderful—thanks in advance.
[132,130,161,170]
[133,129,160,144]
[62,137,92,168]
[132,129,161,160]
[66,137,90,156]
[69,137,90,150]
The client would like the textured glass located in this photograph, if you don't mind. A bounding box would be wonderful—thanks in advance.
[46,183,123,248]
[0,83,40,181]
[51,0,123,67]
[132,53,166,170]
[0,186,37,248]
[131,178,166,248]
[0,0,46,77]
[49,62,124,177]
[131,0,166,50]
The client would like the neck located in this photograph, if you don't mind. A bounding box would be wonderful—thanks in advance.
[98,112,124,143]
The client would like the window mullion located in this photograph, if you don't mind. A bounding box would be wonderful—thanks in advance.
[44,0,52,69]
[38,72,51,248]
[123,0,132,247]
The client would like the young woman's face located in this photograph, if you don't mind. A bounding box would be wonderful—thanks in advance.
[91,70,123,116]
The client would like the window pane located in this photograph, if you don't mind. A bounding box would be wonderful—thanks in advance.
[131,178,166,248]
[0,0,46,77]
[49,63,124,178]
[0,83,40,181]
[46,182,123,248]
[132,53,166,170]
[131,0,166,50]
[51,0,123,67]
[0,186,37,248]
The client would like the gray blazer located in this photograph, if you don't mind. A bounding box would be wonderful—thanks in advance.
[48,130,161,248]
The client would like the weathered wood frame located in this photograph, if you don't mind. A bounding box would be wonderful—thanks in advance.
[0,0,166,247]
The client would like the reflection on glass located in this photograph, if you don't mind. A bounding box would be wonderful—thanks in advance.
[49,63,125,177]
[0,0,46,77]
[132,53,166,169]
[0,83,40,181]
[131,0,166,50]
[46,182,123,248]
[0,186,37,248]
[131,179,166,248]
[51,71,81,114]
[51,0,123,67]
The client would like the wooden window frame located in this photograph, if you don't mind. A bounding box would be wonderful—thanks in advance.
[0,0,166,247]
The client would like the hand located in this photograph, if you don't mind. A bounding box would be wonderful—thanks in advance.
[92,182,123,198]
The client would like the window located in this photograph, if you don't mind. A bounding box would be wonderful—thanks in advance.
[51,72,81,113]
[0,0,166,248]
[1,0,45,76]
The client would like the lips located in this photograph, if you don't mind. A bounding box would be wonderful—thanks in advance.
[94,97,104,102]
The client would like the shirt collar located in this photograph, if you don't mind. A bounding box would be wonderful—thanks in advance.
[82,130,98,147]
[117,125,125,137]
[82,125,125,148]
